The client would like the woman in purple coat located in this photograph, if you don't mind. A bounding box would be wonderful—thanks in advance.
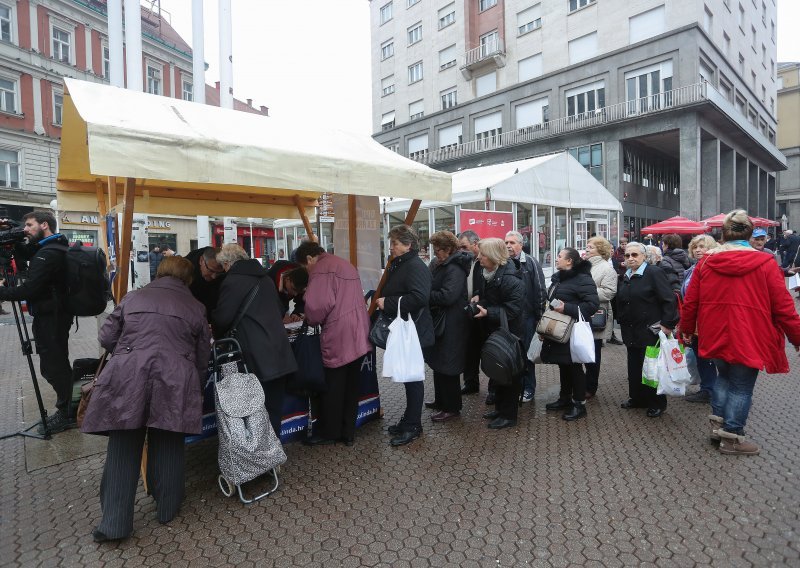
[82,257,211,542]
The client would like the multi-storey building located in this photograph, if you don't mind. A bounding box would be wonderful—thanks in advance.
[0,0,267,253]
[370,0,785,242]
[776,61,800,230]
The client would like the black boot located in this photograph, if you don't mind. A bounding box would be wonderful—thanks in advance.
[545,398,572,411]
[563,401,587,421]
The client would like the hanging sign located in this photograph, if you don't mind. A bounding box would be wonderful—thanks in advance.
[459,209,513,240]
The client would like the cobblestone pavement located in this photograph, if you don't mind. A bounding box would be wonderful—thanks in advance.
[1,303,799,567]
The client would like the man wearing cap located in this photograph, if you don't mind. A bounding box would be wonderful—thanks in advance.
[750,228,777,261]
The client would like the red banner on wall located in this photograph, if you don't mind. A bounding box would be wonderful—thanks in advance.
[459,209,513,240]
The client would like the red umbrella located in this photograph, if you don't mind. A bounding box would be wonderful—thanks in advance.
[640,216,708,234]
[750,216,780,227]
[702,213,780,228]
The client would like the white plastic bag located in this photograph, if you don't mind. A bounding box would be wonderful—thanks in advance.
[789,273,800,291]
[569,311,595,364]
[656,331,692,396]
[527,334,543,364]
[381,297,425,383]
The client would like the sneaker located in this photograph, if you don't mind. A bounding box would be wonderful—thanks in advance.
[521,390,534,403]
[684,390,711,403]
[36,410,75,435]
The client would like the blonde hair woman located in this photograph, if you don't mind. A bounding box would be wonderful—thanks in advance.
[583,237,617,399]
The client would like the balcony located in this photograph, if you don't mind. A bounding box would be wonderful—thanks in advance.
[460,38,505,80]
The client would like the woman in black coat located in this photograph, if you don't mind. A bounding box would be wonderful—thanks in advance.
[469,238,525,430]
[212,244,298,436]
[542,248,600,421]
[422,231,473,422]
[615,241,679,418]
[376,225,434,447]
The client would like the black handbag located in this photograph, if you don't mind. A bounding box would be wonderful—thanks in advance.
[480,310,525,386]
[431,307,446,338]
[369,310,393,349]
[590,307,608,331]
[288,321,327,396]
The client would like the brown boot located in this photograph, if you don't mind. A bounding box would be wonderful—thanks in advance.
[717,430,760,456]
[708,415,723,443]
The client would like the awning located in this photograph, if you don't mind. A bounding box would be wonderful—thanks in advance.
[56,79,451,218]
[640,216,708,234]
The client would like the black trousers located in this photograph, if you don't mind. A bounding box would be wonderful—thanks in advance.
[400,381,424,430]
[261,375,287,438]
[317,358,361,441]
[584,339,603,395]
[433,371,462,413]
[558,363,587,403]
[96,428,185,539]
[462,321,483,391]
[494,375,522,421]
[626,345,667,410]
[32,313,73,415]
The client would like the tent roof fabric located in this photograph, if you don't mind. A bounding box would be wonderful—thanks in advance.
[384,153,622,213]
[640,216,708,234]
[56,79,451,218]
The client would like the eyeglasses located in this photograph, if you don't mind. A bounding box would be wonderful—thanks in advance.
[624,253,641,258]
[201,256,225,276]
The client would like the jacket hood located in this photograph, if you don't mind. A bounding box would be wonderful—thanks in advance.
[665,248,692,268]
[230,258,267,277]
[444,250,473,274]
[552,259,592,282]
[701,245,775,276]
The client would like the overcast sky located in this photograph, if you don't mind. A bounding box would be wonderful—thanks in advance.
[155,0,799,137]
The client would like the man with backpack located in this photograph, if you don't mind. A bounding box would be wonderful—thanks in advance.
[0,212,73,433]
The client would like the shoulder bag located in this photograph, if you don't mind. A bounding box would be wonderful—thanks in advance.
[480,310,526,386]
[535,283,575,344]
[226,282,260,339]
[75,351,109,428]
[590,307,607,331]
[288,321,327,396]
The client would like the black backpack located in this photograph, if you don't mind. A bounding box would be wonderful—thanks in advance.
[63,246,111,316]
[480,310,525,386]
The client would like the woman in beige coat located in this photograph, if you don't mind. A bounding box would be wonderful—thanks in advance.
[583,237,618,399]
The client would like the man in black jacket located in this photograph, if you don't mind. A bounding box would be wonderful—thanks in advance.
[505,231,546,402]
[182,246,224,320]
[458,230,483,395]
[0,212,73,433]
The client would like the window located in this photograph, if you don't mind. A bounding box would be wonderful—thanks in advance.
[381,39,394,60]
[409,99,424,120]
[438,123,462,150]
[703,6,713,34]
[515,97,549,129]
[407,0,420,7]
[723,32,731,57]
[0,3,12,43]
[439,45,457,70]
[408,61,423,84]
[441,87,457,109]
[182,80,193,101]
[53,90,63,125]
[379,2,393,25]
[762,44,766,67]
[761,85,766,102]
[699,59,714,84]
[52,26,71,63]
[474,111,502,144]
[761,1,766,25]
[475,71,496,97]
[381,75,395,96]
[385,142,400,153]
[738,3,745,30]
[770,59,775,76]
[438,3,455,29]
[519,53,543,81]
[751,25,756,51]
[771,20,775,42]
[770,97,774,114]
[738,53,745,77]
[479,0,497,12]
[0,149,19,187]
[629,5,666,44]
[381,110,396,131]
[567,81,606,118]
[568,31,598,64]
[146,64,161,95]
[569,0,596,12]
[751,70,756,90]
[102,45,110,78]
[626,61,673,113]
[407,22,422,45]
[479,30,499,58]
[517,4,542,35]
[0,77,16,113]
[407,133,428,160]
[719,76,733,102]
[568,143,603,182]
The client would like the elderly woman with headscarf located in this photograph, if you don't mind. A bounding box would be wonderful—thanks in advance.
[615,241,679,418]
[682,210,800,455]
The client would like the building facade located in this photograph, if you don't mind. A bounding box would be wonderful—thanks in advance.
[370,0,785,243]
[776,61,800,231]
[0,0,267,252]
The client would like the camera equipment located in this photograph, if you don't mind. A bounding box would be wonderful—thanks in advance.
[464,302,482,317]
[0,218,25,247]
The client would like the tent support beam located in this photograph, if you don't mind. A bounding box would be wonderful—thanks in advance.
[95,178,109,263]
[368,199,421,314]
[293,195,316,242]
[107,176,122,300]
[114,177,136,302]
[348,195,357,266]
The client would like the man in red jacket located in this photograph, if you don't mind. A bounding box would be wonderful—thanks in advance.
[682,210,800,456]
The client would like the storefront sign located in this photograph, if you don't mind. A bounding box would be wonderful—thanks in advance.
[459,209,513,239]
[212,225,275,238]
[147,219,172,229]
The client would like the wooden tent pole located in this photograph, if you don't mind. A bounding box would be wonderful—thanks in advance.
[293,195,317,242]
[95,178,109,256]
[348,195,358,267]
[114,177,136,302]
[368,199,422,314]
[107,176,122,300]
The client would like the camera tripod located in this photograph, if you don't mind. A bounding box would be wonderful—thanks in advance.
[0,264,52,441]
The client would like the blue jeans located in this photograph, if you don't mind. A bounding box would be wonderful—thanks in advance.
[711,360,759,435]
[522,316,537,395]
[692,338,718,394]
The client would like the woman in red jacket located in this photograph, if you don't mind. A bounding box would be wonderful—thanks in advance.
[682,210,800,456]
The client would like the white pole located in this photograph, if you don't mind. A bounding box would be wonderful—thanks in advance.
[107,0,124,88]
[218,0,234,109]
[196,215,210,248]
[123,0,143,91]
[191,0,206,104]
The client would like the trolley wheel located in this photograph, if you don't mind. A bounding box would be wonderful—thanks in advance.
[218,475,234,497]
